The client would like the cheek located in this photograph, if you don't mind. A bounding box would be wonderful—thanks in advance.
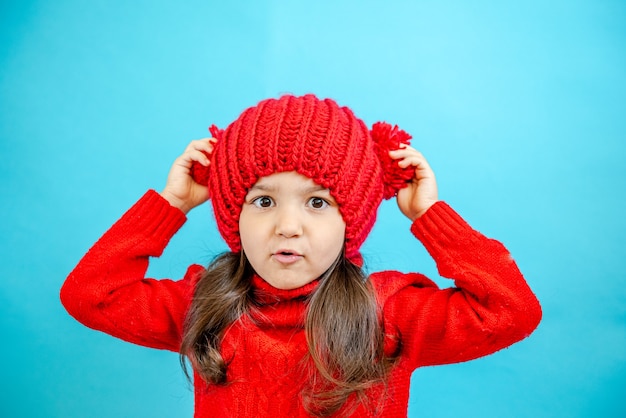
[320,219,346,259]
[239,212,260,254]
[239,219,264,274]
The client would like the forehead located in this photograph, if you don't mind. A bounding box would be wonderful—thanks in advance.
[248,171,329,194]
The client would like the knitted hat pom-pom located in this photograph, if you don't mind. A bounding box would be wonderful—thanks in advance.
[370,122,415,199]
[190,124,223,186]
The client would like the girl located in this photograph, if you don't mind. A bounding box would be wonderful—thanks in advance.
[61,94,542,417]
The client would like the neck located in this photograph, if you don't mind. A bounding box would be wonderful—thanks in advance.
[247,274,319,328]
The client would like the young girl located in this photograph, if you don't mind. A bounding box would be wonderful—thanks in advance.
[60,94,541,417]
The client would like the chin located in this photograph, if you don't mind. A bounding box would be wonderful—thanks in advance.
[266,275,314,290]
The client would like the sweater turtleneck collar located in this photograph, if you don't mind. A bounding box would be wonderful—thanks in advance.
[250,274,320,303]
[248,274,320,329]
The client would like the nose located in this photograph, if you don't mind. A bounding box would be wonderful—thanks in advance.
[274,205,303,238]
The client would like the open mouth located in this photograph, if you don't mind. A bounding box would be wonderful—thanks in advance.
[272,250,303,264]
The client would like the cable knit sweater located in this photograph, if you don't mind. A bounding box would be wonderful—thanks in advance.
[60,190,541,417]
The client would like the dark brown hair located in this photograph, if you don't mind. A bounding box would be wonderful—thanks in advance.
[180,251,394,416]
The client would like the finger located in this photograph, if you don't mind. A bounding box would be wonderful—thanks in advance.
[390,149,429,169]
[389,150,423,165]
[186,138,215,153]
[389,144,422,160]
[197,137,218,147]
[184,139,216,164]
[185,149,211,166]
[389,143,415,152]
[175,149,211,169]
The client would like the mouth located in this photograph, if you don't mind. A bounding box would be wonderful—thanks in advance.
[272,250,303,264]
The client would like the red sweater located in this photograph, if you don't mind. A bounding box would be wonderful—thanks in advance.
[60,190,541,417]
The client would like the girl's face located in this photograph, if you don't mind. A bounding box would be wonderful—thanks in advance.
[239,171,346,290]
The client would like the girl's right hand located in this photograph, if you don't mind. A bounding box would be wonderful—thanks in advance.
[160,138,216,214]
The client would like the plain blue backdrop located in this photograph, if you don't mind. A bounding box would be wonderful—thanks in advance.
[1,1,625,417]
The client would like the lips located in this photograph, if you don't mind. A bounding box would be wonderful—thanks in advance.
[272,249,303,264]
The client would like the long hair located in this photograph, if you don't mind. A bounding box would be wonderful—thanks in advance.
[180,250,395,415]
[179,252,253,384]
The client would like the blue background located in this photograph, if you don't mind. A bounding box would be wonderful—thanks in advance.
[1,1,625,417]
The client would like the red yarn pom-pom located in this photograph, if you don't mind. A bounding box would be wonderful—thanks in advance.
[190,124,223,186]
[370,122,414,199]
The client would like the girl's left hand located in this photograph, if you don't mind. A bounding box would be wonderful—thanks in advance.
[389,145,439,221]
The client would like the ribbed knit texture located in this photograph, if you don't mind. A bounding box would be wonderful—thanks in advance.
[202,94,413,262]
[60,192,542,417]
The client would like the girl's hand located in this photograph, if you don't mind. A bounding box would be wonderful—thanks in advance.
[389,145,439,221]
[160,138,216,214]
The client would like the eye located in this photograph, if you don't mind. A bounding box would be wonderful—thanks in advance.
[308,197,329,210]
[252,196,274,208]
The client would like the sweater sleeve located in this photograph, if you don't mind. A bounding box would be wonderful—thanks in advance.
[60,190,202,352]
[377,201,542,369]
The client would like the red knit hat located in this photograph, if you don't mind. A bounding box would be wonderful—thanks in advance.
[191,94,414,262]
